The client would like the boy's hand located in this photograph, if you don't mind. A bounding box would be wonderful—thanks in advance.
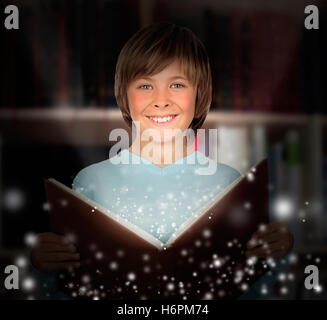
[31,232,80,272]
[245,222,294,259]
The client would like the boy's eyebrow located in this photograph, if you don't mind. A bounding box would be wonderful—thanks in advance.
[137,75,189,81]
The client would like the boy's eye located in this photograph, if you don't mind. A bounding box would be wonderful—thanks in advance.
[138,83,185,89]
[139,84,152,89]
[171,83,184,88]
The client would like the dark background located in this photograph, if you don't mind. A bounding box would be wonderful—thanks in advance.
[0,0,326,300]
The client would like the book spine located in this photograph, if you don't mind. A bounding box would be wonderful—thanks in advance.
[232,12,243,111]
[305,115,324,244]
[284,130,302,249]
[56,1,69,107]
[0,10,17,108]
[66,0,83,107]
[324,157,327,244]
[240,17,250,111]
[219,15,232,111]
[250,124,267,167]
[32,4,40,108]
[268,141,285,222]
[216,126,250,174]
[248,12,274,112]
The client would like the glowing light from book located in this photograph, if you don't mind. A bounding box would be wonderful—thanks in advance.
[267,258,276,268]
[261,284,268,295]
[202,229,211,238]
[3,187,25,211]
[24,232,37,247]
[246,172,255,182]
[166,283,175,291]
[278,273,286,282]
[241,283,248,291]
[142,254,150,261]
[280,286,288,295]
[65,233,76,244]
[109,261,118,270]
[273,196,294,220]
[15,256,27,268]
[127,272,136,281]
[42,202,51,211]
[314,285,323,293]
[82,274,90,284]
[167,192,174,200]
[22,277,36,291]
[203,292,213,300]
[218,290,225,297]
[95,251,103,260]
[213,258,222,268]
[288,253,298,264]
[244,202,251,210]
[194,240,202,247]
[117,250,125,257]
[60,199,68,207]
[246,256,257,266]
[79,286,87,295]
[143,266,150,273]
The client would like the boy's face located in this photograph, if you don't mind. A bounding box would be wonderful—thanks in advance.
[127,59,197,143]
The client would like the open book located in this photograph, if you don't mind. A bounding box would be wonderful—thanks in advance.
[44,158,269,300]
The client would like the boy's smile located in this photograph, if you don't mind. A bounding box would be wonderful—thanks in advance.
[127,59,197,142]
[145,114,178,126]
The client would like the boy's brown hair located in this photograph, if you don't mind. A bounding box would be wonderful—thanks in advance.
[114,21,212,131]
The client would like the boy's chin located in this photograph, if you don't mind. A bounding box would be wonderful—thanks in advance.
[151,137,175,144]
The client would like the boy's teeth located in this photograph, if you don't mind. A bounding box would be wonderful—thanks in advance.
[150,115,174,123]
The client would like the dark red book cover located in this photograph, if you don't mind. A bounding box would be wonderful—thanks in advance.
[44,159,269,300]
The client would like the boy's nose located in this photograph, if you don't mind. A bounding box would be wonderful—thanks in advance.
[154,102,170,108]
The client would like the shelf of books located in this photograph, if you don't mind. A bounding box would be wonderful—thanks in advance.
[0,108,326,256]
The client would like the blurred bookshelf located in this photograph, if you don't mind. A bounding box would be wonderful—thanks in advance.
[0,108,315,145]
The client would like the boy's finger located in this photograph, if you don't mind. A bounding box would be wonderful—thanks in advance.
[38,243,77,253]
[245,246,273,258]
[42,252,80,262]
[259,233,280,244]
[253,228,277,238]
[264,242,288,253]
[39,232,67,245]
[43,261,81,272]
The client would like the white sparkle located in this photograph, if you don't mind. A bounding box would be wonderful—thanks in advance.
[22,277,35,291]
[109,261,118,270]
[273,196,294,220]
[127,272,136,281]
[15,256,27,268]
[3,188,25,211]
[24,232,37,247]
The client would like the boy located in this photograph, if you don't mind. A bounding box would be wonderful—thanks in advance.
[31,22,293,299]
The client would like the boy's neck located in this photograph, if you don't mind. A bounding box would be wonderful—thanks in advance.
[128,138,194,168]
